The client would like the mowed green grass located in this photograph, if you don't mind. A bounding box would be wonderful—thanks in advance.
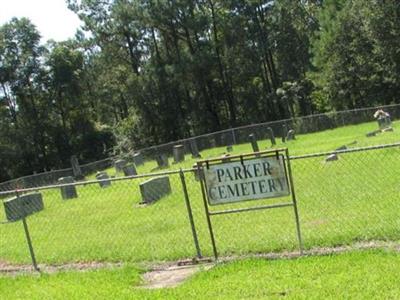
[90,120,400,177]
[1,120,400,265]
[2,250,400,299]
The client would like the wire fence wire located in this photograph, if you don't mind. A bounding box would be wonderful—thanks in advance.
[1,103,400,191]
[1,143,400,267]
[0,170,204,265]
[291,144,400,249]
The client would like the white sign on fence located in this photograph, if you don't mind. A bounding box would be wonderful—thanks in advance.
[204,156,290,205]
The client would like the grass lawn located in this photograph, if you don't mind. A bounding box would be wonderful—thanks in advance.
[1,250,400,299]
[89,120,400,177]
[1,120,400,265]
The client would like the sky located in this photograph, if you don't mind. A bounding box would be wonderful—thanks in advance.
[0,0,82,42]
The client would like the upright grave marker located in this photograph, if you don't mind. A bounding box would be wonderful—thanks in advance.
[123,163,137,176]
[139,176,171,204]
[3,192,43,271]
[286,129,295,141]
[173,144,185,163]
[267,127,276,145]
[282,124,288,143]
[115,159,127,173]
[156,154,169,168]
[196,149,303,260]
[190,139,201,158]
[3,193,44,222]
[209,138,217,148]
[96,172,111,188]
[133,152,144,166]
[58,176,78,200]
[374,109,391,130]
[70,155,83,179]
[248,133,259,152]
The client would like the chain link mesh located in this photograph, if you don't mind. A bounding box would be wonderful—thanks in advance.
[292,145,400,248]
[1,104,400,191]
[1,144,400,267]
[0,171,202,265]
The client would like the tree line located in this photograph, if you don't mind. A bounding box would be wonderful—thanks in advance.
[0,0,399,181]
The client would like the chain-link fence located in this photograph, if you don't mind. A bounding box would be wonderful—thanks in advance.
[134,103,400,167]
[1,103,399,191]
[0,169,206,267]
[292,144,400,249]
[1,143,400,269]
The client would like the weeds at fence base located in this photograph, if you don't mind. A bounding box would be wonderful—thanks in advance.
[2,240,400,277]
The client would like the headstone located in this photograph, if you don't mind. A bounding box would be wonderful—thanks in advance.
[58,176,78,200]
[325,154,338,162]
[96,172,111,188]
[3,193,44,222]
[286,129,295,141]
[70,155,83,179]
[156,154,169,168]
[221,132,234,146]
[133,152,144,166]
[335,145,347,151]
[377,116,391,130]
[123,164,137,176]
[248,133,259,152]
[282,124,288,143]
[190,139,201,158]
[221,154,231,163]
[192,164,203,181]
[115,159,127,173]
[173,144,185,163]
[382,127,394,132]
[366,130,379,137]
[226,145,233,152]
[374,110,391,130]
[267,127,276,145]
[209,138,217,148]
[140,176,171,204]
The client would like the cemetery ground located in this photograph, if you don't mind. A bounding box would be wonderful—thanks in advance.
[90,120,400,177]
[1,119,400,297]
[1,249,400,299]
[1,119,400,264]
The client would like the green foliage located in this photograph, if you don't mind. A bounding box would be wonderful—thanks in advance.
[1,0,400,179]
[311,0,400,109]
[1,120,400,265]
[0,19,114,179]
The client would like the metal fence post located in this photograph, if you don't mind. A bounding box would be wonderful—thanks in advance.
[179,169,202,259]
[285,150,304,254]
[17,191,40,271]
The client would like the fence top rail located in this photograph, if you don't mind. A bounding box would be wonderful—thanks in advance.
[196,148,287,165]
[0,168,195,196]
[289,142,400,160]
[1,103,399,189]
[1,142,399,196]
[133,103,400,151]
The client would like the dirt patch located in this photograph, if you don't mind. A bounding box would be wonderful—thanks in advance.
[0,260,32,275]
[140,263,215,289]
[0,261,124,276]
[221,240,400,262]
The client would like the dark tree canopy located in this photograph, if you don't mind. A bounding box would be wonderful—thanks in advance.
[0,0,399,180]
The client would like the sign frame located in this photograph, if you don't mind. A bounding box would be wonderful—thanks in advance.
[196,148,303,260]
[203,153,290,206]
